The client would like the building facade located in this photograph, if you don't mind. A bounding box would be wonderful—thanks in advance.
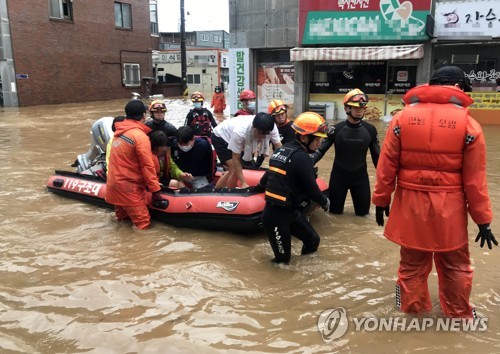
[159,30,229,50]
[229,0,500,124]
[154,48,229,97]
[0,0,159,107]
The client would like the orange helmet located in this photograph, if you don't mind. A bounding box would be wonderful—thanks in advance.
[148,100,167,112]
[268,99,287,115]
[191,91,205,102]
[343,89,369,107]
[239,89,256,101]
[291,112,328,138]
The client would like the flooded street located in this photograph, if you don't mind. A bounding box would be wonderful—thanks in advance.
[0,98,499,353]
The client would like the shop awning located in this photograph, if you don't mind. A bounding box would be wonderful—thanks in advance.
[290,44,424,61]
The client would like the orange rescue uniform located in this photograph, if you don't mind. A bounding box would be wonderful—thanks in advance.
[106,119,161,229]
[210,92,226,114]
[372,84,493,318]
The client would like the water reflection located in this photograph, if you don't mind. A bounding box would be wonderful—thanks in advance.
[0,99,498,353]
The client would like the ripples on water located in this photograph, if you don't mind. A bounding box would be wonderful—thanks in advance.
[0,100,498,353]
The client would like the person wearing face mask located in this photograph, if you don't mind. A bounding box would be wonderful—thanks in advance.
[185,91,218,136]
[268,99,295,144]
[311,89,380,216]
[171,126,214,188]
[211,112,282,188]
[145,100,178,139]
[258,112,330,264]
[210,86,226,114]
[234,89,257,116]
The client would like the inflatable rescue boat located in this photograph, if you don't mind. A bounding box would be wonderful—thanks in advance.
[46,116,329,233]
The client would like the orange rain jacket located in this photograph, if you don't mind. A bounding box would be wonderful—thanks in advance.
[372,85,493,252]
[210,92,226,113]
[105,119,161,206]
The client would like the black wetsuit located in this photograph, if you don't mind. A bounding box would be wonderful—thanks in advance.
[278,121,295,144]
[145,119,178,139]
[312,119,379,216]
[260,140,328,264]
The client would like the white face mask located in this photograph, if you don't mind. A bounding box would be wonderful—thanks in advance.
[193,102,202,109]
[178,144,193,152]
[247,101,256,111]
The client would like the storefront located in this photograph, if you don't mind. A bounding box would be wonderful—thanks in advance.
[434,0,500,124]
[292,0,432,121]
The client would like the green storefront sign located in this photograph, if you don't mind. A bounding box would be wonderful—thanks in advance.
[300,0,431,45]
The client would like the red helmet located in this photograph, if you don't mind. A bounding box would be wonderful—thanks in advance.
[148,100,167,112]
[239,89,256,101]
[191,91,205,102]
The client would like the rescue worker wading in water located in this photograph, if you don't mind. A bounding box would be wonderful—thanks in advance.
[259,112,330,264]
[312,89,380,216]
[372,66,497,319]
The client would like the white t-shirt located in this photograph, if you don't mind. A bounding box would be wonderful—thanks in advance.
[213,115,281,160]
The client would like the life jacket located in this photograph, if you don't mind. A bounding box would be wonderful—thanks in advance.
[189,109,212,136]
[154,149,171,183]
[264,145,302,207]
[397,85,471,192]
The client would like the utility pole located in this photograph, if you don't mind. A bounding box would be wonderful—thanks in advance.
[180,0,188,96]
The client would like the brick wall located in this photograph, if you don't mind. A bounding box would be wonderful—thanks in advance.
[8,0,157,106]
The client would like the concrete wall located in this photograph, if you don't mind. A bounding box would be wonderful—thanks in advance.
[229,0,299,49]
[6,0,156,106]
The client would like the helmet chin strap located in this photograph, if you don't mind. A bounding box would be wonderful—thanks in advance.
[297,135,316,153]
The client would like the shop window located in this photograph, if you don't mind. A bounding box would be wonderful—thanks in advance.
[452,54,479,65]
[123,63,140,86]
[49,0,73,21]
[115,2,132,29]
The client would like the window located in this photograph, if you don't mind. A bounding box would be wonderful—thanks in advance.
[115,2,132,29]
[214,35,221,43]
[123,63,140,86]
[200,34,209,42]
[187,74,201,84]
[150,1,158,35]
[49,0,73,21]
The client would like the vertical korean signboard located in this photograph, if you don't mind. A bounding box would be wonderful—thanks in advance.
[229,48,249,116]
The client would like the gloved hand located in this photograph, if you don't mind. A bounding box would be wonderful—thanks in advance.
[375,205,390,226]
[475,224,498,249]
[322,198,330,212]
[152,191,168,210]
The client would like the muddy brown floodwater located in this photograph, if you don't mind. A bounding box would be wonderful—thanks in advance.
[0,99,499,353]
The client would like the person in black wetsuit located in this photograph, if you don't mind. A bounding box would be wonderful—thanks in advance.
[312,89,380,216]
[259,112,330,264]
[145,100,178,139]
[268,99,295,144]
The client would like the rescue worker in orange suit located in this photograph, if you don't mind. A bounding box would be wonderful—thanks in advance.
[234,89,256,116]
[372,66,497,319]
[259,112,330,264]
[106,100,167,229]
[185,91,218,137]
[312,89,380,216]
[145,100,178,139]
[210,85,226,114]
[268,99,295,144]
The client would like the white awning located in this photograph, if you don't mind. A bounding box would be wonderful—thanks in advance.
[290,44,424,61]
